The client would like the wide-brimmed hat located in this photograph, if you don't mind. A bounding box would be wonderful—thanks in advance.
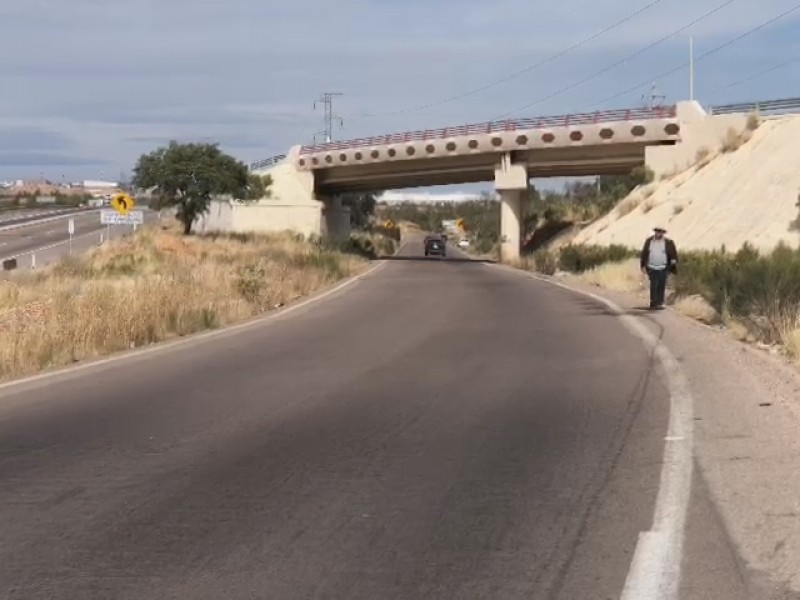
[653,226,667,233]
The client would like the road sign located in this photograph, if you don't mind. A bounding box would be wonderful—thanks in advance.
[110,193,135,215]
[68,218,75,235]
[101,209,144,226]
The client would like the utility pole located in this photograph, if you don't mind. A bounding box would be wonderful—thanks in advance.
[689,36,695,101]
[313,92,343,143]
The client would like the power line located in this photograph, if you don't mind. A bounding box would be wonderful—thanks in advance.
[587,2,800,109]
[493,0,736,119]
[347,0,666,119]
[713,56,800,91]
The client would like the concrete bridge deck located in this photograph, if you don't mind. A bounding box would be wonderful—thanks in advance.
[291,106,680,192]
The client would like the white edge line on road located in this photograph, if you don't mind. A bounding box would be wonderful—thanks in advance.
[0,250,396,396]
[0,209,99,233]
[0,229,102,261]
[0,214,159,262]
[487,264,694,600]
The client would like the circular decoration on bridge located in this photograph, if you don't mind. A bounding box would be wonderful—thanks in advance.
[388,148,397,157]
[490,137,503,147]
[371,150,380,159]
[468,140,479,149]
[541,133,555,143]
[446,142,457,151]
[339,153,347,162]
[631,125,646,137]
[406,146,416,156]
[664,123,680,135]
[569,130,583,142]
[515,135,529,145]
[355,151,363,160]
[599,128,614,140]
[426,144,436,154]
[312,157,319,165]
[298,159,306,167]
[325,154,333,163]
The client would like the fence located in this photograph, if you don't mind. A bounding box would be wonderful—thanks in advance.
[709,96,800,116]
[298,105,678,154]
[249,154,287,171]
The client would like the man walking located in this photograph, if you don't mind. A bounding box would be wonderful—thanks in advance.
[640,226,678,309]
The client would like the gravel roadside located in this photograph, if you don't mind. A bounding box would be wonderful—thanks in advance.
[542,271,800,596]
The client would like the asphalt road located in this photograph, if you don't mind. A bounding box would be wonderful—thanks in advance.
[0,238,757,598]
[0,209,157,270]
[0,207,92,228]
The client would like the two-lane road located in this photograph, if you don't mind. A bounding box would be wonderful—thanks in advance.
[0,239,755,598]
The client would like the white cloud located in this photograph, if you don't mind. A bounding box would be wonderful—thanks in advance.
[0,0,798,180]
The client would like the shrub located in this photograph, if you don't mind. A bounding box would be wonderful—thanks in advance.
[557,244,636,273]
[720,127,751,153]
[746,112,761,131]
[531,249,557,275]
[674,244,800,344]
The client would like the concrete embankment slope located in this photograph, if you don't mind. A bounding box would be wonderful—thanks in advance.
[574,115,800,252]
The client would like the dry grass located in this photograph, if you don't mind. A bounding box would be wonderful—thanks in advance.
[642,198,656,213]
[0,222,370,381]
[579,258,643,293]
[783,327,800,364]
[695,146,714,170]
[616,196,641,217]
[720,127,752,153]
[673,295,719,325]
[721,315,751,342]
[746,112,761,131]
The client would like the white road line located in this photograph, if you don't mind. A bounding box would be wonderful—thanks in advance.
[0,229,104,262]
[0,210,99,233]
[487,265,694,600]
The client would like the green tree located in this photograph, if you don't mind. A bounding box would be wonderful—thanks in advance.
[131,141,259,234]
[245,173,273,201]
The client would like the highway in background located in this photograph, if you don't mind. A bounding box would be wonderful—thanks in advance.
[0,208,158,271]
[0,238,758,599]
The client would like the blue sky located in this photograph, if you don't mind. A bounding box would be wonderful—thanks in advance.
[0,0,798,188]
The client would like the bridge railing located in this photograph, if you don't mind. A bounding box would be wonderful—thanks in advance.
[298,105,677,155]
[709,96,800,116]
[249,154,287,170]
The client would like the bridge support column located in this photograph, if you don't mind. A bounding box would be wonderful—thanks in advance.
[495,153,528,263]
[499,190,523,263]
[323,196,351,241]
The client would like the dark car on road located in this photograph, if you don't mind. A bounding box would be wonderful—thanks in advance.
[424,235,446,258]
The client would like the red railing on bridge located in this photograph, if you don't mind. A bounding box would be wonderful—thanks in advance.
[299,105,677,155]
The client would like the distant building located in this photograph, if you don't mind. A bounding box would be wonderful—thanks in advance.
[81,180,120,198]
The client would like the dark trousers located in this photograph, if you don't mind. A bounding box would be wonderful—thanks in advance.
[647,268,668,307]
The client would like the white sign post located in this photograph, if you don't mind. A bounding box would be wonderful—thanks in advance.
[67,218,75,255]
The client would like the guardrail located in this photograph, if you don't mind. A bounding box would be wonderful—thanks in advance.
[299,105,677,154]
[249,154,287,170]
[709,96,800,116]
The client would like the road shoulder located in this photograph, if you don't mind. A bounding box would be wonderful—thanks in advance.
[535,271,800,596]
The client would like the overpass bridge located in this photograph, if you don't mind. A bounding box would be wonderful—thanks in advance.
[292,105,679,194]
[204,99,747,261]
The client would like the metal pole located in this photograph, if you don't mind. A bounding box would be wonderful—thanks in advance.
[689,36,695,101]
